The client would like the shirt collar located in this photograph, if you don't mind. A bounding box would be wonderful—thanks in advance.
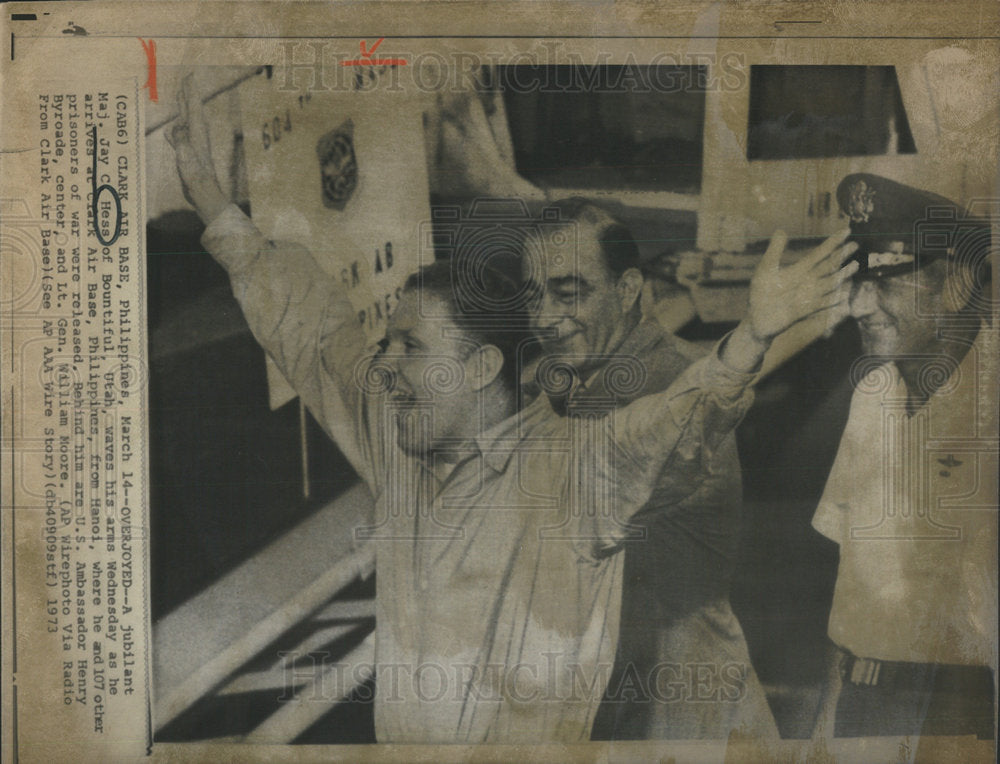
[472,402,537,474]
[887,322,993,415]
[577,319,662,398]
[929,323,995,418]
[415,393,549,480]
[615,318,664,358]
[471,320,664,473]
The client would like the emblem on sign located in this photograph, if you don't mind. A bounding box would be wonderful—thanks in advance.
[846,179,876,223]
[316,118,358,210]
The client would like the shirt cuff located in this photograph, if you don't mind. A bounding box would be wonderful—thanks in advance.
[200,204,263,270]
[695,330,760,403]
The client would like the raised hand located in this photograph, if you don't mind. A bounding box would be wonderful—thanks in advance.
[164,74,230,224]
[429,79,544,200]
[747,229,859,342]
[721,229,858,373]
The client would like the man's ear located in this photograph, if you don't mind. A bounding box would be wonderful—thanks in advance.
[617,267,644,314]
[467,344,505,392]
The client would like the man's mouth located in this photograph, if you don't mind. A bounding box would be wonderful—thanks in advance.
[859,318,894,333]
[544,330,579,347]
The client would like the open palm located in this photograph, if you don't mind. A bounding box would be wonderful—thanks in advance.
[747,229,859,342]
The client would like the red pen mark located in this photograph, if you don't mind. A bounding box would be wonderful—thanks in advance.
[341,37,408,66]
[139,38,158,102]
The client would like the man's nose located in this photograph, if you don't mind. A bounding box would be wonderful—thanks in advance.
[849,280,879,318]
[375,342,403,390]
[532,293,566,327]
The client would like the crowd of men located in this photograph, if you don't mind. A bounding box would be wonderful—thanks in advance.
[167,78,996,744]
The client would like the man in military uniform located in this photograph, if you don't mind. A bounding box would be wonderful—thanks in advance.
[814,173,996,739]
[521,198,783,740]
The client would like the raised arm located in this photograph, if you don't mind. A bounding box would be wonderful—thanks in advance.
[166,77,377,488]
[578,229,858,553]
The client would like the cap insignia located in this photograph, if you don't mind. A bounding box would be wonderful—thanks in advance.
[847,180,876,223]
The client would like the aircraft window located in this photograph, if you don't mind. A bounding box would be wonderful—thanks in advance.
[499,65,707,194]
[747,65,916,160]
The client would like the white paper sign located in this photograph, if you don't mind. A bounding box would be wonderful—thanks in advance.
[240,70,431,409]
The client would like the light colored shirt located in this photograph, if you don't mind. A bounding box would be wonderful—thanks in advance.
[572,321,778,740]
[813,327,998,668]
[202,205,759,742]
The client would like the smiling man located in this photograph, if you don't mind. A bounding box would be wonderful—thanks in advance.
[374,264,526,460]
[167,80,858,743]
[521,198,781,740]
[813,173,996,740]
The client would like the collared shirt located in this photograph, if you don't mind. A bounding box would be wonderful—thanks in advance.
[203,205,759,742]
[550,321,778,740]
[554,322,747,611]
[813,327,998,668]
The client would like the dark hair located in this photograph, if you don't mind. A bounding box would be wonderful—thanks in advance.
[404,260,538,393]
[543,197,641,279]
